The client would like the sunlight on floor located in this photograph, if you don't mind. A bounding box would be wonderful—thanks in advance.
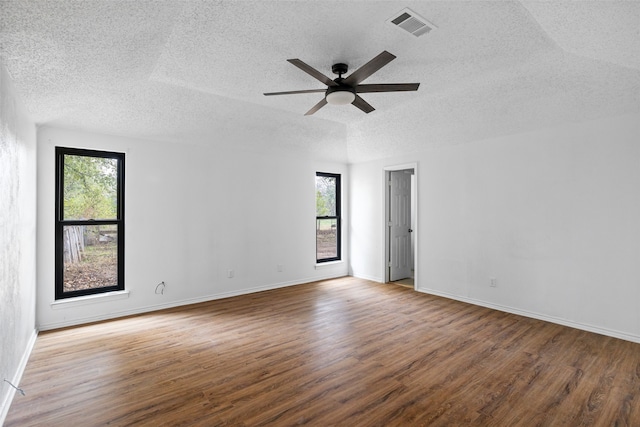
[392,278,414,288]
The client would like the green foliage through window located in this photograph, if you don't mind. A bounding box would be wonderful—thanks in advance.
[316,175,337,217]
[63,155,118,220]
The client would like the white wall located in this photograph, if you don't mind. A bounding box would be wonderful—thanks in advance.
[37,126,348,330]
[350,113,640,342]
[0,59,37,423]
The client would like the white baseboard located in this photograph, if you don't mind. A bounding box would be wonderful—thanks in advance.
[416,286,640,344]
[351,273,383,283]
[1,328,38,425]
[38,273,347,331]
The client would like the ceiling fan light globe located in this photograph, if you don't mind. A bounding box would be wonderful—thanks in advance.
[326,90,356,105]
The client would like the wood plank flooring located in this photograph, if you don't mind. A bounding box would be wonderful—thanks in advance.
[6,277,640,426]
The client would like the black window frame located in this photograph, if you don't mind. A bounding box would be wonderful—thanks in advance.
[316,172,341,263]
[55,147,125,300]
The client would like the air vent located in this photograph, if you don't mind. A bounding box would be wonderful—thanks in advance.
[388,8,437,37]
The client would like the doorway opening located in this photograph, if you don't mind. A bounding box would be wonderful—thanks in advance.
[384,164,417,289]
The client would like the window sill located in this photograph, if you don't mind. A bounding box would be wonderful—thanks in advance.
[315,260,344,269]
[51,290,130,309]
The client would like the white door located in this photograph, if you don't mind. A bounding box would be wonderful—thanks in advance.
[389,170,412,281]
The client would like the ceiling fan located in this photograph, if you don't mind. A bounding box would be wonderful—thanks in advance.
[264,51,419,116]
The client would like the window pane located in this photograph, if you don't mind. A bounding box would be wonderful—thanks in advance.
[62,224,119,293]
[63,155,118,220]
[316,176,336,216]
[316,218,338,260]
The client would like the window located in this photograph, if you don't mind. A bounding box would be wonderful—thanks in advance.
[316,172,341,263]
[55,147,125,299]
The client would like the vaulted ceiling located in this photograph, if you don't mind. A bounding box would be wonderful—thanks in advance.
[1,1,638,163]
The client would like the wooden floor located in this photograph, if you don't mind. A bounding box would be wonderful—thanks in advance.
[6,277,640,426]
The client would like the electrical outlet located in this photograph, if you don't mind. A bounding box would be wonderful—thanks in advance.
[490,277,497,287]
[277,265,283,272]
[227,270,234,278]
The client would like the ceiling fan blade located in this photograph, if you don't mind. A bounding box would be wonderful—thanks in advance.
[264,89,327,96]
[343,51,396,86]
[351,95,375,114]
[355,83,420,93]
[305,98,328,116]
[288,59,338,87]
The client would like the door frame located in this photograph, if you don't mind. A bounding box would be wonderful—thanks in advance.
[383,163,418,288]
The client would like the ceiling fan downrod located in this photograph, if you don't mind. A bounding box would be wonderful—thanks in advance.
[331,63,349,79]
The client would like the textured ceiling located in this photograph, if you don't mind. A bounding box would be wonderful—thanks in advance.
[1,0,638,163]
